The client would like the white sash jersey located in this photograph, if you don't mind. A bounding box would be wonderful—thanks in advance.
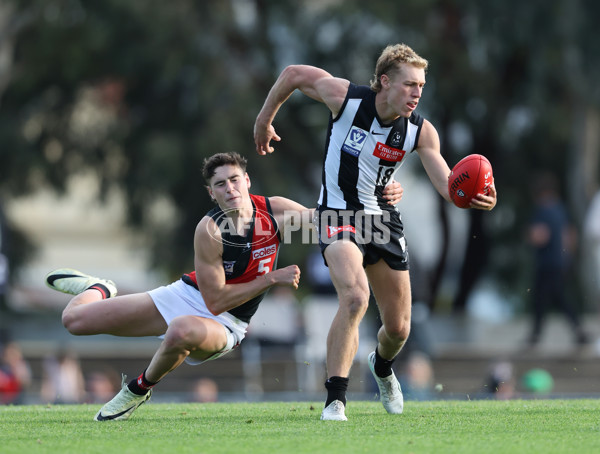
[318,83,424,214]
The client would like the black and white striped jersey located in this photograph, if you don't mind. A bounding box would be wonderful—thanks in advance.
[317,83,424,214]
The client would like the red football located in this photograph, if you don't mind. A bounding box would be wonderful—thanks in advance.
[448,154,493,209]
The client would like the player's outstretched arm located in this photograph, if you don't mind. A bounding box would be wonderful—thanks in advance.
[418,120,497,211]
[254,65,349,155]
[416,120,452,202]
[268,196,313,232]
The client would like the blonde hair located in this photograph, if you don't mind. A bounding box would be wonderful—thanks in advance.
[370,44,428,92]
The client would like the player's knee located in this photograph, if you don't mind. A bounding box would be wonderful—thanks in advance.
[339,289,370,319]
[163,317,197,350]
[61,308,76,333]
[61,307,87,335]
[385,320,411,343]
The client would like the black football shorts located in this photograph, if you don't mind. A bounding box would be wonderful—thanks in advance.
[314,206,409,271]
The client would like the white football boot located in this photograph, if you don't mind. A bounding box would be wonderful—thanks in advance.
[94,375,151,421]
[320,400,348,421]
[46,268,117,298]
[368,351,404,414]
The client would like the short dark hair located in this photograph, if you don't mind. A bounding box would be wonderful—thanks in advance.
[202,152,248,184]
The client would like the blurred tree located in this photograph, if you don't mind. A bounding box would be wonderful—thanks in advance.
[0,0,281,278]
[0,0,599,314]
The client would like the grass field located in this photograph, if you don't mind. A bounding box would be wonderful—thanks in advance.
[1,399,599,454]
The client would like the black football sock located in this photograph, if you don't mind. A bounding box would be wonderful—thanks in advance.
[128,370,158,396]
[374,347,396,378]
[325,376,349,407]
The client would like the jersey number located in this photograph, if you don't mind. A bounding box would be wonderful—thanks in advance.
[257,258,272,275]
[376,166,394,185]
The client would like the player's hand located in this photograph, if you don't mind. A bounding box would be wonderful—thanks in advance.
[470,181,497,211]
[269,265,301,290]
[254,120,281,155]
[383,181,404,205]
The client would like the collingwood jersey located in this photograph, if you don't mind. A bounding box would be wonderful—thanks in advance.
[318,83,424,214]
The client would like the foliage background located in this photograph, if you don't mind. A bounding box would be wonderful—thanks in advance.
[0,0,599,313]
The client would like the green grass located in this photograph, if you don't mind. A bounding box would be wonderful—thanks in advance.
[1,400,599,453]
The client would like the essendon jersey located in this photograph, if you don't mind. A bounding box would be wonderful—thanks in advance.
[318,83,424,214]
[183,194,281,323]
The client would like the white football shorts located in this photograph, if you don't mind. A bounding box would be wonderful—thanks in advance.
[148,279,248,365]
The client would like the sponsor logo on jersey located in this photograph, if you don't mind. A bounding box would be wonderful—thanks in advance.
[223,261,236,276]
[327,224,356,238]
[373,142,406,162]
[342,126,368,157]
[252,244,277,259]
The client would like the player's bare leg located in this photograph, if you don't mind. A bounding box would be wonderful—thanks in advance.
[94,315,230,421]
[62,292,168,337]
[144,315,229,383]
[320,241,370,420]
[365,262,411,414]
[47,268,167,337]
[367,264,412,359]
[47,268,167,420]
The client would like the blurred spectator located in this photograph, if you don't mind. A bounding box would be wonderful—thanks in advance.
[583,189,600,305]
[526,172,588,346]
[399,352,434,401]
[484,360,516,400]
[521,368,554,394]
[41,349,86,404]
[0,203,9,310]
[0,253,7,301]
[0,341,32,404]
[191,377,219,403]
[86,369,120,404]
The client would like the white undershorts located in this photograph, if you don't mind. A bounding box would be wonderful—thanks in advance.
[148,279,249,365]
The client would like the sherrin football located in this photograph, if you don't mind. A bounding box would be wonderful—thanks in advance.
[448,154,493,209]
